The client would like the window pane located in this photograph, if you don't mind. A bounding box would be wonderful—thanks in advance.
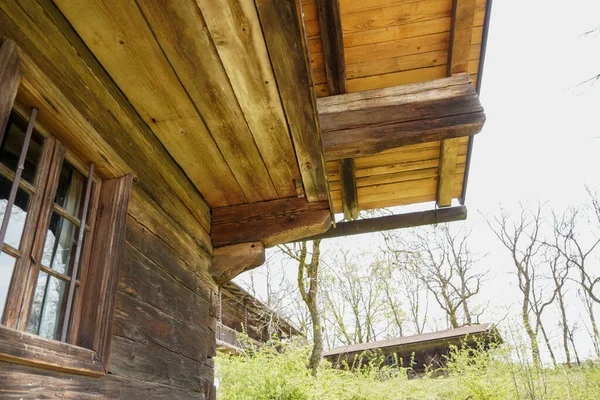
[42,213,80,275]
[0,252,17,320]
[0,175,32,249]
[27,271,68,340]
[0,114,44,183]
[54,161,85,218]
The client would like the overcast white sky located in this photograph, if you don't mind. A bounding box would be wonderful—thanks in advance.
[236,0,600,362]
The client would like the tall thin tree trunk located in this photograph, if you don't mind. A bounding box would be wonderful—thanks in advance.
[556,288,572,367]
[539,323,557,368]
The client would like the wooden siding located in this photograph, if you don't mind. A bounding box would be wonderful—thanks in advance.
[0,184,217,399]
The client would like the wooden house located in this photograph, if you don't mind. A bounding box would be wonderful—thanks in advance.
[324,324,501,372]
[0,0,491,398]
[216,281,303,353]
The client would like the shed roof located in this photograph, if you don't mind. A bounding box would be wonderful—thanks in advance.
[324,323,495,357]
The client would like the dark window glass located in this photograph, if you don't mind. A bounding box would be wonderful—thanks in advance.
[0,175,32,249]
[54,161,85,218]
[0,115,44,184]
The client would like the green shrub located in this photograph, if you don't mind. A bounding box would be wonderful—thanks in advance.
[215,338,600,400]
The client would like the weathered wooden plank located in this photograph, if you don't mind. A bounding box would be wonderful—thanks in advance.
[319,75,484,160]
[211,242,265,285]
[303,206,467,240]
[197,0,300,199]
[114,291,216,363]
[339,158,359,220]
[78,174,133,370]
[0,39,20,138]
[53,0,245,206]
[0,362,207,399]
[315,0,347,95]
[136,0,277,203]
[212,197,332,247]
[324,113,483,160]
[0,326,104,377]
[119,243,213,330]
[16,52,130,179]
[448,0,477,75]
[109,336,213,393]
[255,0,330,203]
[0,0,211,233]
[437,138,460,207]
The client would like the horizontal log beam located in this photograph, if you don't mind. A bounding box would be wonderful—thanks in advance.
[319,74,485,160]
[211,242,265,285]
[211,197,332,247]
[301,206,467,241]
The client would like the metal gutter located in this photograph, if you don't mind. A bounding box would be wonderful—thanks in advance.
[459,0,494,205]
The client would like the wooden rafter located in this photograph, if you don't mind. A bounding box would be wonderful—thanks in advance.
[438,0,477,207]
[0,39,20,138]
[302,206,467,241]
[319,74,485,161]
[316,0,359,219]
[255,0,330,203]
[211,197,332,248]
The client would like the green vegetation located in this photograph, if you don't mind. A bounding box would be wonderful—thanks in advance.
[216,339,600,400]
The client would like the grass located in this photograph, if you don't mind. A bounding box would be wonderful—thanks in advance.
[215,338,600,400]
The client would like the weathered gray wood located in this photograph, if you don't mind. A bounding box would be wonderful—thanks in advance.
[211,242,265,284]
[212,197,332,247]
[119,243,213,330]
[114,291,216,363]
[339,158,358,220]
[318,74,485,160]
[255,0,330,203]
[0,326,104,376]
[0,39,20,139]
[303,206,467,241]
[315,0,347,95]
[109,336,213,393]
[77,174,133,369]
[0,362,208,399]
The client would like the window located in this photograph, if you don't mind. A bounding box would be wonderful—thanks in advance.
[0,107,131,376]
[0,38,132,377]
[0,110,99,343]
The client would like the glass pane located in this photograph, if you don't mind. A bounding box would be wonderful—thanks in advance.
[42,213,80,275]
[0,113,44,183]
[0,175,32,249]
[54,161,85,218]
[0,252,17,320]
[27,271,68,340]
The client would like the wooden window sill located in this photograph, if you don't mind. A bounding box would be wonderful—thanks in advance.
[0,324,105,377]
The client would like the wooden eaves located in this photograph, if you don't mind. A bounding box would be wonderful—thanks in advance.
[211,0,491,284]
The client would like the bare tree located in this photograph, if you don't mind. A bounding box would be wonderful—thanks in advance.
[486,204,546,366]
[322,251,388,345]
[550,206,600,355]
[386,224,486,329]
[280,240,323,376]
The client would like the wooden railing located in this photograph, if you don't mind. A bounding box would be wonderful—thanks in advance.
[216,322,260,352]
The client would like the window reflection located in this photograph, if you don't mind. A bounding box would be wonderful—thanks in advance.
[27,271,68,340]
[54,161,85,218]
[0,175,31,249]
[42,213,79,275]
[0,253,17,320]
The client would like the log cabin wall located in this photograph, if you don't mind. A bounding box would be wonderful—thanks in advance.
[0,1,218,398]
[0,185,218,399]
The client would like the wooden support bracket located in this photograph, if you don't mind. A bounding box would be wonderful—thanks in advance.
[211,242,265,285]
[437,138,460,207]
[211,197,332,248]
[339,158,358,220]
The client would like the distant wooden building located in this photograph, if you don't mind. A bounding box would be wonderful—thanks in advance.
[324,324,500,372]
[216,281,303,353]
[0,0,492,398]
